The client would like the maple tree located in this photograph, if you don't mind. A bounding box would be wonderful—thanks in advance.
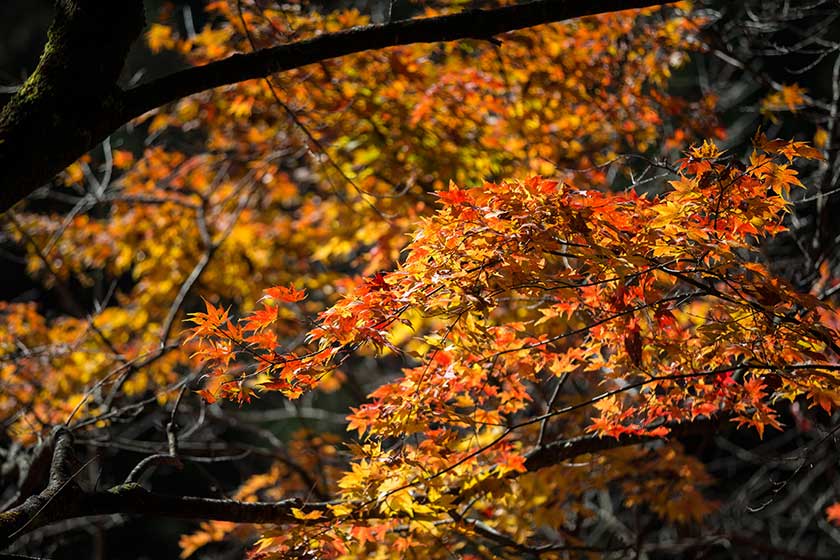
[2,0,840,559]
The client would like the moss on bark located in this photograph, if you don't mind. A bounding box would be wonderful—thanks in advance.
[0,0,145,211]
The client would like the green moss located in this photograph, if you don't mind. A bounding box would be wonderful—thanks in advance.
[0,0,147,211]
[0,509,22,524]
[108,482,144,496]
[0,508,24,543]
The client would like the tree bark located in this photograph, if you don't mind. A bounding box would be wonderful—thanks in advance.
[0,0,145,211]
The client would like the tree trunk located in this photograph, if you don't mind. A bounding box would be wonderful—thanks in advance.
[0,0,144,211]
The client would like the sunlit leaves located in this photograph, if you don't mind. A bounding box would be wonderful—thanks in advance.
[761,84,807,120]
[184,137,839,556]
[4,0,840,557]
[147,23,176,53]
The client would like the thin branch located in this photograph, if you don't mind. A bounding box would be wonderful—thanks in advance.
[536,372,569,448]
[123,386,187,485]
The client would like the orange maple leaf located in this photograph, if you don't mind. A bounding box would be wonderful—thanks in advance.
[262,284,307,303]
[827,503,840,526]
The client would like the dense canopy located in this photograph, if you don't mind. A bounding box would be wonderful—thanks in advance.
[1,1,840,559]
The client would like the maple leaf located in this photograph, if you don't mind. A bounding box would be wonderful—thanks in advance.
[760,84,807,118]
[185,299,231,340]
[195,389,217,404]
[242,305,279,332]
[436,185,471,206]
[827,503,840,526]
[112,150,134,169]
[261,284,307,303]
[147,23,176,53]
[291,508,323,521]
[350,524,378,545]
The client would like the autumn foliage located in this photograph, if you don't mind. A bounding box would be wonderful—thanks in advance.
[2,1,840,559]
[184,135,839,556]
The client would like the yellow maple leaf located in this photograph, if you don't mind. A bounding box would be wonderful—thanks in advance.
[291,507,323,520]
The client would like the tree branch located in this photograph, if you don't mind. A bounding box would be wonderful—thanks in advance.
[0,426,331,547]
[0,428,81,547]
[1,415,719,548]
[0,0,673,213]
[122,0,672,122]
[85,484,327,526]
[524,416,724,471]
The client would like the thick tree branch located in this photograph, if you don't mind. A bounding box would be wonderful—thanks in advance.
[0,0,673,213]
[524,416,724,471]
[1,484,331,549]
[0,426,331,547]
[85,485,326,526]
[0,428,80,547]
[121,0,672,122]
[1,415,718,548]
[0,88,17,110]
